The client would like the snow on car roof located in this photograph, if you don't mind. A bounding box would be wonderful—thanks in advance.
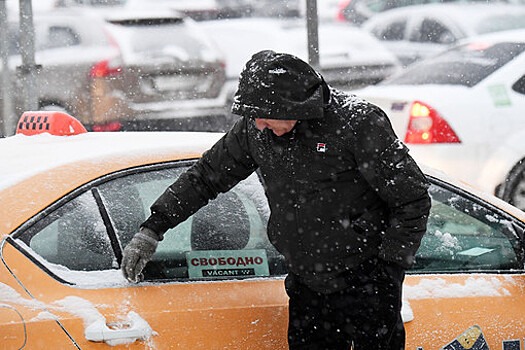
[0,131,223,191]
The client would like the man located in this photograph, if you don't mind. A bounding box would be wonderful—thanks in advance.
[122,50,431,349]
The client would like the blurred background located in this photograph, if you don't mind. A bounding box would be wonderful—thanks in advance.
[1,0,524,136]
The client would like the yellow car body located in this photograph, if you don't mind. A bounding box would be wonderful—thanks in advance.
[1,112,525,349]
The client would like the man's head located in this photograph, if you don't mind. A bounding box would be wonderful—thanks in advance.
[231,50,327,123]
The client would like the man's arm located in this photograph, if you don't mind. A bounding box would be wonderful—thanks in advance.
[142,117,258,235]
[122,118,257,282]
[351,106,431,269]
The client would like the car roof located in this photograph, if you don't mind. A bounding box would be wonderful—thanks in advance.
[0,131,223,234]
[0,131,223,191]
[364,3,525,31]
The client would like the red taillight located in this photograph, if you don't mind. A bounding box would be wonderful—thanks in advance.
[404,101,461,144]
[89,59,122,78]
[92,121,122,132]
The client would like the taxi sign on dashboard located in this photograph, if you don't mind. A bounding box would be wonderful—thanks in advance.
[186,249,270,279]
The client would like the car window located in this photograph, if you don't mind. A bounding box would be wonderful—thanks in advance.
[45,26,81,49]
[18,190,117,271]
[410,19,455,44]
[14,162,285,283]
[384,42,525,86]
[512,74,525,95]
[413,180,523,273]
[8,23,81,55]
[97,165,285,281]
[374,19,407,41]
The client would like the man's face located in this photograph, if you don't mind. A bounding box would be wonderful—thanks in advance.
[255,118,298,136]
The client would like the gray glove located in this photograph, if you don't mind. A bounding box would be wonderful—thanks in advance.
[121,227,162,283]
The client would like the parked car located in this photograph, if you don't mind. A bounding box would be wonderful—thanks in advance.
[3,7,230,134]
[354,29,525,211]
[60,0,301,19]
[2,110,525,348]
[362,3,525,66]
[336,0,525,26]
[198,17,401,107]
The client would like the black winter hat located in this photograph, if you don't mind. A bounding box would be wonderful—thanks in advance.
[231,50,326,120]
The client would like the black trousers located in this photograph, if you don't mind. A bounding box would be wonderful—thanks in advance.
[286,261,405,350]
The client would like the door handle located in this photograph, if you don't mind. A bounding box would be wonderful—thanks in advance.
[85,311,154,345]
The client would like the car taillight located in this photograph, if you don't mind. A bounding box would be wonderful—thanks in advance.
[404,101,461,144]
[89,59,122,78]
[92,121,122,132]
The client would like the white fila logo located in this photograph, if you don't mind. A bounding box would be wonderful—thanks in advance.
[317,143,326,152]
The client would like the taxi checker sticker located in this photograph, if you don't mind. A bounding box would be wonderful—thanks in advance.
[186,249,269,279]
[441,325,489,350]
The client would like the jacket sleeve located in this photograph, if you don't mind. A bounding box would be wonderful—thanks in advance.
[141,118,258,235]
[350,106,431,269]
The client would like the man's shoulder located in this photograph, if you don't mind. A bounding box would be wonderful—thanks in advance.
[329,89,381,116]
[327,89,386,128]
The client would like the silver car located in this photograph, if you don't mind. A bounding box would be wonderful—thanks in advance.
[362,3,525,67]
[4,8,229,133]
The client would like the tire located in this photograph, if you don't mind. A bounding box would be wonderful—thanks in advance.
[501,159,525,211]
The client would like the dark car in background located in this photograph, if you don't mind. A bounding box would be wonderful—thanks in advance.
[3,7,230,133]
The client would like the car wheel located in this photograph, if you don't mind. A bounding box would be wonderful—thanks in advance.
[501,159,525,211]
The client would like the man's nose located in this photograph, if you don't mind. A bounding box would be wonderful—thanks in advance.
[255,119,267,131]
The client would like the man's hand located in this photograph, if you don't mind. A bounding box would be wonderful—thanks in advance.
[121,227,161,283]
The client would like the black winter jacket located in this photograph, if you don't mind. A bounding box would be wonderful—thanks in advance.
[142,87,431,293]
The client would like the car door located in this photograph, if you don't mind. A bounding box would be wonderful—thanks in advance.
[2,161,289,349]
[405,176,525,349]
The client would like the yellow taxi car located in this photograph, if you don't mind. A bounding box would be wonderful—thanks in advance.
[1,111,525,349]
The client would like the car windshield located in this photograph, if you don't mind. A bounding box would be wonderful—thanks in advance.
[383,41,525,87]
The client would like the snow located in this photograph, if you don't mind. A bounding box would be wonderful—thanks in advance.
[404,276,511,300]
[0,131,222,191]
[0,282,155,346]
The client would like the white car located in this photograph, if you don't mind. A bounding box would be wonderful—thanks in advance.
[197,17,401,105]
[354,29,525,210]
[362,3,525,67]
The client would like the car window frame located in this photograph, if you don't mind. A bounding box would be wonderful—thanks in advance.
[5,165,525,286]
[7,159,286,285]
